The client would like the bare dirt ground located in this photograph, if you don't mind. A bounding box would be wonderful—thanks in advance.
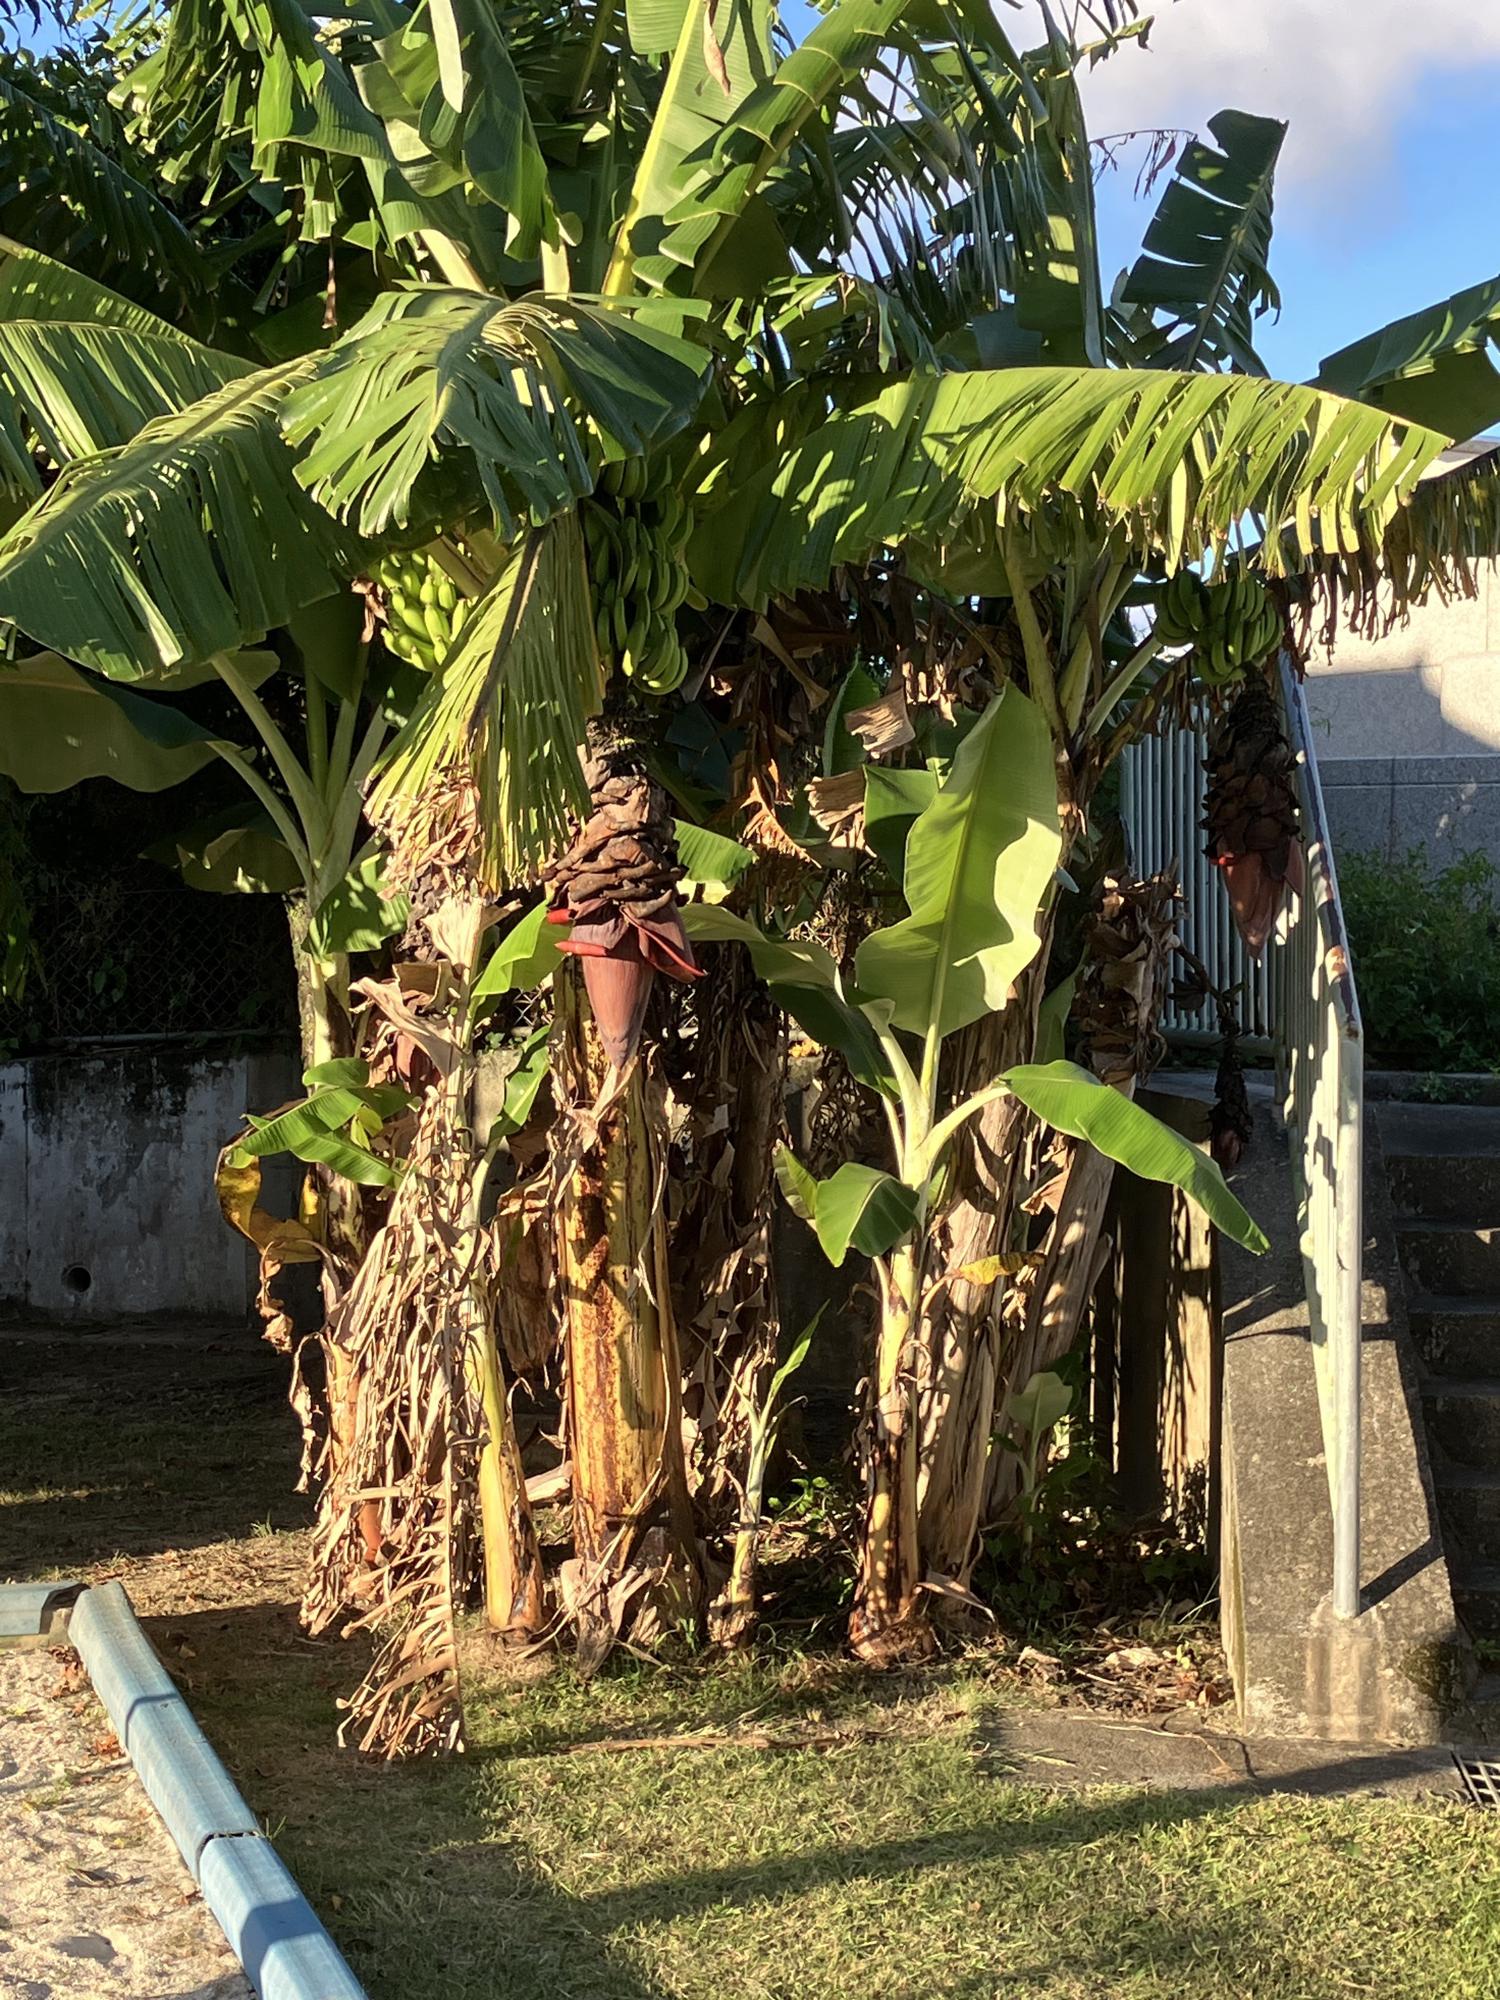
[1,1318,301,2000]
[0,1644,250,2000]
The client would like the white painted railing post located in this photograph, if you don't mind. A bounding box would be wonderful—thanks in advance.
[1121,658,1364,1619]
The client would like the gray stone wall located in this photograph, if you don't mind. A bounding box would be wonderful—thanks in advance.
[1321,755,1500,869]
[0,1045,299,1319]
[1304,564,1500,870]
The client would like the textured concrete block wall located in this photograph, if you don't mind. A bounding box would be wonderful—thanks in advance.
[0,1046,299,1319]
[1304,563,1500,760]
[1305,559,1500,869]
[1320,755,1500,870]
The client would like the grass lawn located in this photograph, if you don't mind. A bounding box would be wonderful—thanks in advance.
[4,1321,1498,2000]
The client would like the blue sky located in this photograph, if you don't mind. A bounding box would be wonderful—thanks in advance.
[1081,2,1500,382]
[27,0,1500,387]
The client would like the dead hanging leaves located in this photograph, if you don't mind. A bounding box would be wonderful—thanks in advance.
[214,1148,323,1353]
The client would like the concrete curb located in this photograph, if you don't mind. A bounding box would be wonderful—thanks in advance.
[0,1580,366,2000]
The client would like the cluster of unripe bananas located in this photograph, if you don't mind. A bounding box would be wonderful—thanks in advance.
[585,458,694,697]
[374,550,469,672]
[1155,572,1282,689]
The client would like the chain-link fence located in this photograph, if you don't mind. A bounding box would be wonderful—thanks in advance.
[2,880,297,1045]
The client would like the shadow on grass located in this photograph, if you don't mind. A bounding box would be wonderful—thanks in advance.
[0,1327,305,1574]
[124,1599,1481,2000]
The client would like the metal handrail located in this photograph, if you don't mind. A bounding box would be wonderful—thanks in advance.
[1275,653,1364,1619]
[1120,659,1364,1619]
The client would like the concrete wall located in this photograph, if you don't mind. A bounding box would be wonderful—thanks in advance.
[1321,755,1500,868]
[1305,565,1500,868]
[0,1045,299,1321]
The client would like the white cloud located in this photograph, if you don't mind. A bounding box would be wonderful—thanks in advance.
[1046,0,1500,188]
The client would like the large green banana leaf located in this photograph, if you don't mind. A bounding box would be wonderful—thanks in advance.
[854,689,1060,1040]
[621,0,918,297]
[1315,273,1500,440]
[0,652,224,791]
[0,237,204,346]
[603,0,777,297]
[0,359,358,678]
[1002,1059,1267,1254]
[690,366,1454,609]
[0,72,205,305]
[282,289,710,538]
[0,240,247,500]
[1118,109,1286,375]
[0,306,247,501]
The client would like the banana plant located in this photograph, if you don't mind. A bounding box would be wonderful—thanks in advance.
[692,686,1265,1655]
[6,0,1500,1738]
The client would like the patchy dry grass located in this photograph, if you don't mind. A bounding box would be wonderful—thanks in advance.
[4,1321,1499,2000]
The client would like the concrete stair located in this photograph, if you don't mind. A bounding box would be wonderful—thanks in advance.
[1385,1105,1500,1687]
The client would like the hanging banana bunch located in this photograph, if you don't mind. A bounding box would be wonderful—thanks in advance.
[373,550,472,672]
[1155,572,1283,690]
[585,456,695,699]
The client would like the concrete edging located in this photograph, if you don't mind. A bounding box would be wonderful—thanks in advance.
[0,1580,366,2000]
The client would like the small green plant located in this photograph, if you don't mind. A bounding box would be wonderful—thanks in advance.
[1340,847,1500,1073]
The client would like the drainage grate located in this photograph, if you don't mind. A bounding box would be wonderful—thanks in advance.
[1455,1753,1500,1808]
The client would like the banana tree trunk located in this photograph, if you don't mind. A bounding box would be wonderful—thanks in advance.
[911,948,1053,1590]
[553,965,700,1665]
[850,1238,930,1660]
[983,1115,1124,1520]
[284,898,377,1552]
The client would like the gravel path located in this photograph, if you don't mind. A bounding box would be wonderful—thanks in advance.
[0,1644,251,2000]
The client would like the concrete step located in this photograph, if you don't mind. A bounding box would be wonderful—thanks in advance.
[1387,1154,1500,1224]
[1380,1102,1500,1156]
[1435,1466,1500,1566]
[1398,1223,1500,1297]
[1410,1297,1500,1377]
[1422,1381,1500,1472]
[1454,1564,1500,1640]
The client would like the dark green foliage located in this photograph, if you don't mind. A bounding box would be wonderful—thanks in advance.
[1341,846,1500,1073]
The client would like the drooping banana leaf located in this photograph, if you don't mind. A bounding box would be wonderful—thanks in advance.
[281,288,711,538]
[368,513,604,888]
[690,366,1454,609]
[1314,272,1500,440]
[0,259,248,498]
[0,236,204,345]
[1118,109,1286,376]
[1001,1059,1267,1253]
[0,652,225,792]
[0,359,359,678]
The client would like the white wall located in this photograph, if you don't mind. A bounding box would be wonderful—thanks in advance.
[0,1046,299,1319]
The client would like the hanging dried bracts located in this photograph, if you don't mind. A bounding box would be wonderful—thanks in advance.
[1202,672,1305,958]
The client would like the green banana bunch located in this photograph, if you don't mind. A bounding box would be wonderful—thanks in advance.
[585,480,696,698]
[1155,570,1282,689]
[374,550,470,672]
